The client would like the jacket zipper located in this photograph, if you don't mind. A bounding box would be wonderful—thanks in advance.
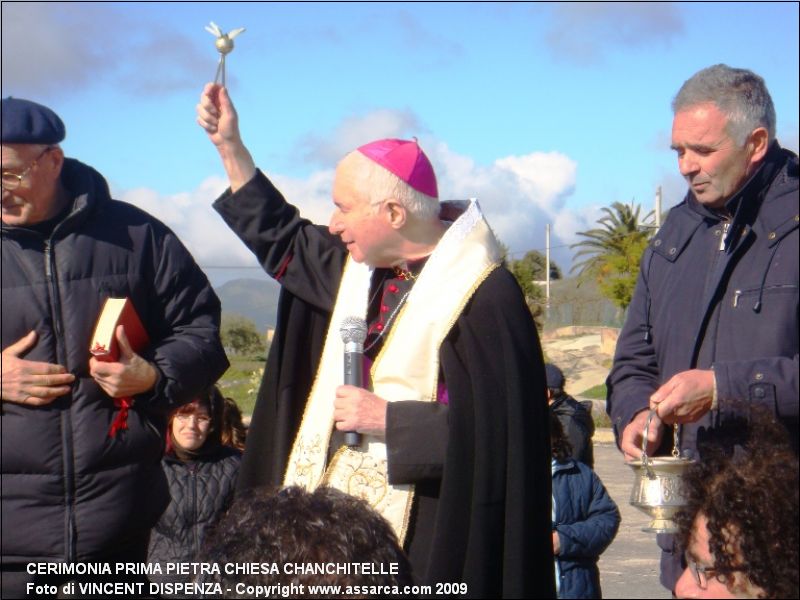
[46,238,77,563]
[719,222,730,251]
[191,465,199,557]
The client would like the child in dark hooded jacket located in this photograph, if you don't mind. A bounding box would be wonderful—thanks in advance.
[551,413,620,599]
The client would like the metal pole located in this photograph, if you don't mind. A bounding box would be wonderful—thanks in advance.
[545,223,551,305]
[655,186,662,230]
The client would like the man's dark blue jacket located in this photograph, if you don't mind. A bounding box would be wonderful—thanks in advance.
[607,142,798,587]
[609,142,798,451]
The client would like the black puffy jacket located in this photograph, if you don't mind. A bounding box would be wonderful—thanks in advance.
[550,393,595,468]
[1,159,229,564]
[147,446,240,582]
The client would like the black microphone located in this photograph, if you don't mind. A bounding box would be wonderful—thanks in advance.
[340,316,368,447]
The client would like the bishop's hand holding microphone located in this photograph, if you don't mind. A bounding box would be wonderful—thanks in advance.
[334,316,390,445]
[339,316,367,447]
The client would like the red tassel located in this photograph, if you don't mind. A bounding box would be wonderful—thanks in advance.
[108,397,134,438]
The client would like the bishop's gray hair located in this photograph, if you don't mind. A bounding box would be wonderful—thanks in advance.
[672,64,776,146]
[341,150,440,221]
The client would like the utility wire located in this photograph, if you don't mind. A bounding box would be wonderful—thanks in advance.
[199,243,578,268]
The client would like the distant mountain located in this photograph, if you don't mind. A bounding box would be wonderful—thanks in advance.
[215,278,281,332]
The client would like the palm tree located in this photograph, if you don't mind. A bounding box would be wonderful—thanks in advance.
[570,200,654,279]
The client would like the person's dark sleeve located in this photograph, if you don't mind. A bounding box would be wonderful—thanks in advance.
[385,402,449,484]
[606,248,661,446]
[138,229,229,413]
[213,169,347,311]
[556,468,621,559]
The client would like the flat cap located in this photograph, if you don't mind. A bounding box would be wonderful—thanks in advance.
[545,363,565,389]
[1,97,66,144]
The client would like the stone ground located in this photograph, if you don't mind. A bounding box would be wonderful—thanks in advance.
[542,332,610,397]
[594,440,672,599]
[544,332,672,598]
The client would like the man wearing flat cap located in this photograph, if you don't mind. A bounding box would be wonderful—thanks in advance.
[197,84,555,598]
[1,97,228,595]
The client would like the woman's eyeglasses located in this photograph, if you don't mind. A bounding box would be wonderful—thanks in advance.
[684,551,745,590]
[175,413,211,426]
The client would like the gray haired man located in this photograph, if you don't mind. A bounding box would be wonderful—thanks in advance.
[607,64,798,591]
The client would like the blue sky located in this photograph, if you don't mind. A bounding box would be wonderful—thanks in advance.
[3,2,798,283]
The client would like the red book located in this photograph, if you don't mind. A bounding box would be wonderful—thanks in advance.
[90,297,149,361]
[89,297,150,438]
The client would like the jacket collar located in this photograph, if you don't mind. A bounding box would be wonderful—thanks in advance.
[755,145,799,243]
[549,393,570,411]
[59,158,111,225]
[552,458,577,474]
[1,158,110,237]
[652,142,794,261]
[686,141,786,225]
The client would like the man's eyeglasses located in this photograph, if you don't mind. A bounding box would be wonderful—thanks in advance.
[1,147,53,191]
[175,413,211,426]
[684,551,744,590]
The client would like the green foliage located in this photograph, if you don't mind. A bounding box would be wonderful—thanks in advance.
[498,241,511,263]
[593,410,612,429]
[570,201,654,277]
[509,257,546,330]
[221,313,265,355]
[570,200,655,311]
[500,245,562,331]
[217,355,264,416]
[596,235,650,311]
[578,383,607,399]
[573,386,612,427]
[516,249,562,280]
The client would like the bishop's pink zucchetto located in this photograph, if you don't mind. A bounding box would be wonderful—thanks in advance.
[357,138,438,199]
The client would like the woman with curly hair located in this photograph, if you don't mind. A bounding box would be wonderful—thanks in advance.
[674,412,799,599]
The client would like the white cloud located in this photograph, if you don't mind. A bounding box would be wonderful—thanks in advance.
[115,170,337,271]
[545,2,684,65]
[654,168,689,212]
[495,152,578,211]
[296,109,425,166]
[1,3,207,99]
[393,10,463,68]
[116,176,256,268]
[1,3,106,94]
[553,206,604,245]
[430,142,580,267]
[115,140,587,275]
[270,169,336,227]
